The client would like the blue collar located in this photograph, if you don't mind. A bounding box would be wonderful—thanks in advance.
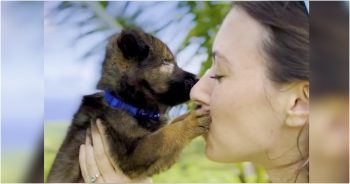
[103,90,160,121]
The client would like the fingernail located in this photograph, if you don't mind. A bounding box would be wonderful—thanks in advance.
[96,119,101,125]
[96,119,103,129]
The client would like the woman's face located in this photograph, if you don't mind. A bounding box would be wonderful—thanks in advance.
[190,7,287,163]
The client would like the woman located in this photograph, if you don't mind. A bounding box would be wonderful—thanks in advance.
[79,2,309,183]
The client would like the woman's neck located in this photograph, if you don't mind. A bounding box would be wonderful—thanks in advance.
[265,159,308,182]
[255,127,309,182]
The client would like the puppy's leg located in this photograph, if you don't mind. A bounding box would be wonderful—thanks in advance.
[169,109,209,124]
[123,112,210,178]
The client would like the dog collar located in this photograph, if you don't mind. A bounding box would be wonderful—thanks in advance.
[103,90,160,121]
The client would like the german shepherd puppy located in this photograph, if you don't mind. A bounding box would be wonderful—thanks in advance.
[47,28,210,182]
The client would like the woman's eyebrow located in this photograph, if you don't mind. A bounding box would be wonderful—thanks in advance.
[212,50,229,63]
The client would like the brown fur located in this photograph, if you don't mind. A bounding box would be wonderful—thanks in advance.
[47,28,210,182]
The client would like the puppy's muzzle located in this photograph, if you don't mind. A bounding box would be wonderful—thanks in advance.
[184,73,198,92]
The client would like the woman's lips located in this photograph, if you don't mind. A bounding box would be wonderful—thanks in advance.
[195,105,210,115]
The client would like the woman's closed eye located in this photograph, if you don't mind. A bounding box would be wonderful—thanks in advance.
[210,74,224,82]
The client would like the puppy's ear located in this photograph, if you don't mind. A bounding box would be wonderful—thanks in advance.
[117,30,149,61]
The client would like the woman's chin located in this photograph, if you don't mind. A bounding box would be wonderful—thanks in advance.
[204,133,236,163]
[205,146,229,163]
[205,144,217,161]
[205,134,222,162]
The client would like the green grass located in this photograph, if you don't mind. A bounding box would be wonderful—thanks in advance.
[1,151,32,182]
[44,122,268,183]
[44,122,70,182]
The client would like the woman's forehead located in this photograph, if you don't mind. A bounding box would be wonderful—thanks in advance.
[212,7,268,64]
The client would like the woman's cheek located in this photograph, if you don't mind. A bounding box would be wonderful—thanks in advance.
[205,102,218,160]
[205,89,226,161]
[205,119,235,162]
[206,80,247,162]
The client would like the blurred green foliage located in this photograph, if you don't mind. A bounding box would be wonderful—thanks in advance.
[178,1,231,76]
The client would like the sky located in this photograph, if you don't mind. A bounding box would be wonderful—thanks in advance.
[2,2,44,150]
[1,2,44,181]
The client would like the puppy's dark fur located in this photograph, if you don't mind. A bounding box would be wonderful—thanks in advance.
[47,28,210,182]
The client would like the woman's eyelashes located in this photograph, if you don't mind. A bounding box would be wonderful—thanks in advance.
[210,61,227,82]
[210,74,224,82]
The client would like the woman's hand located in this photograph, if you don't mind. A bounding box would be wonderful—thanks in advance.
[79,119,152,183]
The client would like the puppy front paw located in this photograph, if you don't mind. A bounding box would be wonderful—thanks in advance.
[185,111,211,138]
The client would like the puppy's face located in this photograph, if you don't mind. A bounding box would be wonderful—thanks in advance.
[98,29,197,107]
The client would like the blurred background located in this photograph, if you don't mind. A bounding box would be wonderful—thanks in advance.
[309,1,349,183]
[1,1,349,183]
[1,1,44,182]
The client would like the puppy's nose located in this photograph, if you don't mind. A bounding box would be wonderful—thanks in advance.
[184,73,198,91]
[194,77,199,84]
[185,73,199,87]
[193,76,199,83]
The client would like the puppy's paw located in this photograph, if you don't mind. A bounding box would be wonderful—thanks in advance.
[195,114,211,133]
[185,111,211,138]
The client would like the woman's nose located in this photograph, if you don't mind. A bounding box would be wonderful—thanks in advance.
[190,73,213,112]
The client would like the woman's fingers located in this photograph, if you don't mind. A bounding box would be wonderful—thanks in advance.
[80,121,143,183]
[95,119,131,182]
[85,144,104,183]
[91,120,121,182]
[85,129,104,183]
[95,120,118,171]
[79,144,89,182]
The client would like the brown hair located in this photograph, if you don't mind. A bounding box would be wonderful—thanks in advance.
[234,1,309,83]
[233,1,309,182]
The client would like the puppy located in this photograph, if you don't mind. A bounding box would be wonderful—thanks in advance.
[47,28,210,182]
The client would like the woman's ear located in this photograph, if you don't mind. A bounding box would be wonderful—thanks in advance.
[285,82,309,127]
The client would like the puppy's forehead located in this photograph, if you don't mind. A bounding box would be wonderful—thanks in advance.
[145,34,174,60]
[108,30,175,61]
